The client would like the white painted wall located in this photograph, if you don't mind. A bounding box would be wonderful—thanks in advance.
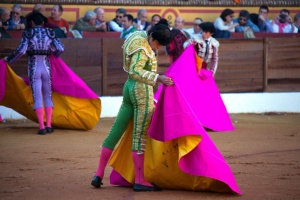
[1,92,300,120]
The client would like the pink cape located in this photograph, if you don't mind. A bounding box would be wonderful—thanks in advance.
[110,45,241,194]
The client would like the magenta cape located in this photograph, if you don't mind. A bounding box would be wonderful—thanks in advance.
[0,56,101,130]
[109,45,241,194]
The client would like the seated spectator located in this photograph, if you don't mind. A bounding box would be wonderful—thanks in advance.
[233,10,259,32]
[173,16,190,39]
[0,7,11,38]
[109,8,126,32]
[271,9,298,33]
[133,9,150,31]
[184,17,203,39]
[120,14,137,39]
[47,4,69,33]
[214,8,239,38]
[249,5,273,32]
[166,17,188,64]
[293,13,300,33]
[72,11,104,32]
[145,14,161,31]
[94,7,107,32]
[7,4,27,31]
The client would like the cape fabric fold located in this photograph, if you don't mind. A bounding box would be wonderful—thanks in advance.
[108,45,241,194]
[0,57,101,130]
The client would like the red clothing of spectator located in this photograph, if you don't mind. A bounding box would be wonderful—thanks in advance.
[47,17,69,31]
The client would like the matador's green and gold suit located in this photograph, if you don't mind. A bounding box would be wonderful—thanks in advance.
[103,31,159,152]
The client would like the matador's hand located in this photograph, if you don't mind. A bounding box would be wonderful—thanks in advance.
[158,75,174,86]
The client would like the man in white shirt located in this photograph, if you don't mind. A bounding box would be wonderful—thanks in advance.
[109,8,126,32]
[271,9,298,33]
[184,17,203,39]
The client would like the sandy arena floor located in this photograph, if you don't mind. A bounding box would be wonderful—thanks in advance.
[0,113,300,200]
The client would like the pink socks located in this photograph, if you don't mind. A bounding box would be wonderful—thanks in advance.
[45,106,53,127]
[35,108,45,130]
[95,146,113,178]
[132,152,152,186]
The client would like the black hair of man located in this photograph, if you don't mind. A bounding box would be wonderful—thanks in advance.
[239,10,250,19]
[280,9,290,15]
[259,5,269,13]
[200,22,216,34]
[124,14,134,22]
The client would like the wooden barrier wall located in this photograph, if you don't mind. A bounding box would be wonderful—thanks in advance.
[1,37,299,96]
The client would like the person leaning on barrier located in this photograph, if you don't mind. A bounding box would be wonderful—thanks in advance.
[7,4,27,31]
[47,4,69,34]
[0,7,11,38]
[109,8,126,32]
[293,13,300,33]
[145,14,161,31]
[94,7,107,32]
[270,9,298,33]
[72,10,105,32]
[133,8,150,31]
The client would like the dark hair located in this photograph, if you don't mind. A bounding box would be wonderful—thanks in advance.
[220,8,234,21]
[28,12,47,26]
[151,14,161,21]
[200,22,216,34]
[239,10,250,19]
[148,19,172,46]
[116,8,126,15]
[280,9,290,15]
[124,14,134,22]
[259,5,269,13]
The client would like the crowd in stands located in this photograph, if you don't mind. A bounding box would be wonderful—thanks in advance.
[1,3,299,39]
[1,4,299,40]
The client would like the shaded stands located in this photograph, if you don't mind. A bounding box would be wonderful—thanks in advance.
[1,33,300,96]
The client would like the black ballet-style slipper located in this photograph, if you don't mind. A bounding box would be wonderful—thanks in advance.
[133,183,162,192]
[91,176,103,188]
[45,127,54,133]
[37,129,47,135]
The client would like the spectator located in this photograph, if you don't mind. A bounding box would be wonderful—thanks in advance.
[249,5,273,32]
[133,8,150,31]
[94,7,107,32]
[47,4,69,33]
[233,10,259,32]
[109,8,126,32]
[72,11,104,32]
[271,9,298,33]
[120,14,137,39]
[7,4,27,31]
[184,17,203,39]
[293,13,300,33]
[166,17,188,64]
[0,7,11,38]
[214,8,239,38]
[146,14,161,31]
[173,16,189,38]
